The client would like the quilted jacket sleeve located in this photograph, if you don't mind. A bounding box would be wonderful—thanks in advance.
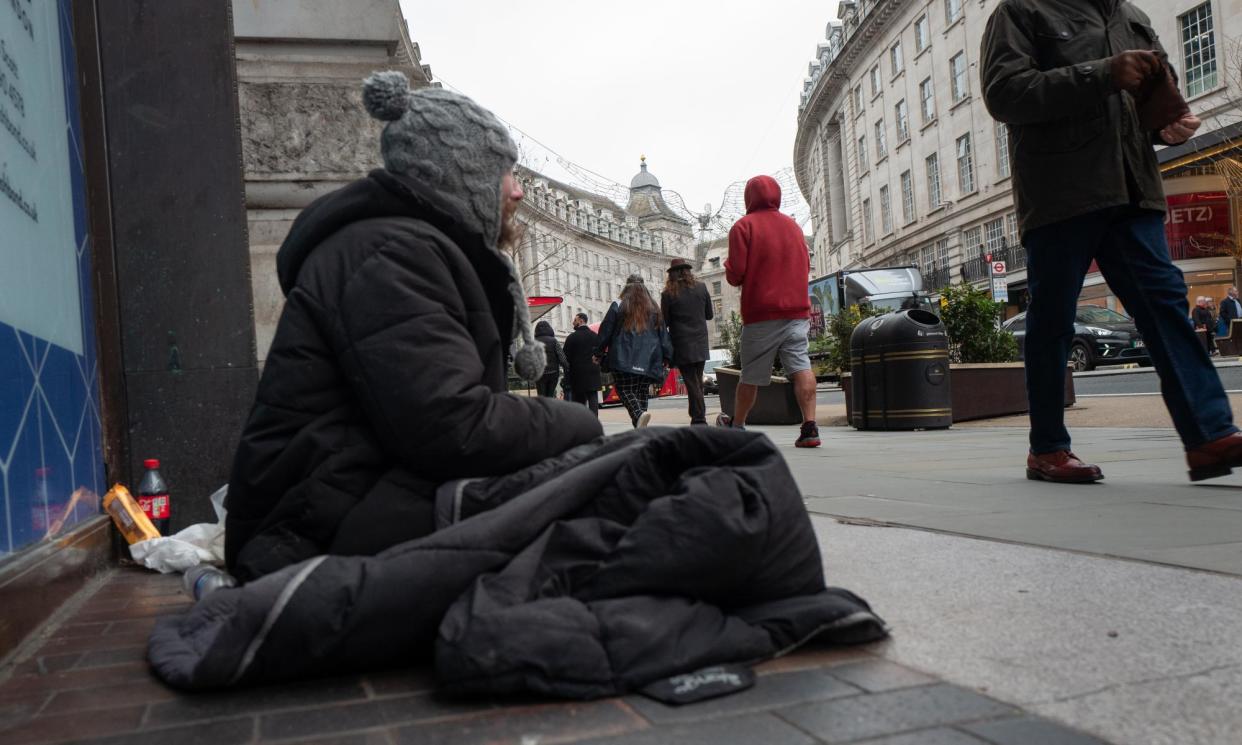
[332,238,602,480]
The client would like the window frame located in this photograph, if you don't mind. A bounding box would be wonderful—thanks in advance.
[895,99,910,142]
[900,170,916,225]
[950,52,969,102]
[875,119,888,161]
[879,185,893,235]
[956,133,975,194]
[995,121,1011,179]
[926,153,942,209]
[1179,3,1218,97]
[890,41,904,77]
[914,15,930,53]
[919,77,936,124]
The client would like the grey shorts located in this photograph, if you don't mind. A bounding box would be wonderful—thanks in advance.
[740,318,812,385]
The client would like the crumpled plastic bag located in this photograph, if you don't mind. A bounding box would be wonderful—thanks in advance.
[129,486,227,573]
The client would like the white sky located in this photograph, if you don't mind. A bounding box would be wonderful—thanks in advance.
[398,1,836,220]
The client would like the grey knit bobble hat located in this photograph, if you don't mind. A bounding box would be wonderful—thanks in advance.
[362,71,545,382]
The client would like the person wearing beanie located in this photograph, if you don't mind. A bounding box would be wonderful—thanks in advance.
[223,71,603,582]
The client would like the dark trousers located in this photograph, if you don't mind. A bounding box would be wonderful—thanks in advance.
[678,361,707,424]
[613,372,653,427]
[536,374,559,398]
[1024,207,1236,453]
[570,387,599,416]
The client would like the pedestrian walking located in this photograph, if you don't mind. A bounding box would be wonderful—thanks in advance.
[716,175,820,448]
[660,257,714,425]
[1220,287,1242,325]
[562,312,602,416]
[222,73,602,581]
[981,1,1242,483]
[595,275,672,428]
[534,320,570,398]
[1192,297,1216,355]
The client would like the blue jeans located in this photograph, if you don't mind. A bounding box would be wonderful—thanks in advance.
[1023,206,1236,454]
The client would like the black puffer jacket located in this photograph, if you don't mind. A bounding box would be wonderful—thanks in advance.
[224,170,602,582]
[534,320,568,381]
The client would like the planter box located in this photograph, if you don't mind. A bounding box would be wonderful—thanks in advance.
[842,362,1075,424]
[715,367,802,425]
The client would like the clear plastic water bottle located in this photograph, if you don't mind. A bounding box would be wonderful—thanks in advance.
[183,565,237,601]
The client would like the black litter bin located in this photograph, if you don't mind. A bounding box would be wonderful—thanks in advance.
[849,309,952,430]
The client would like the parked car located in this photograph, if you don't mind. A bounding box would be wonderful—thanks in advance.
[1002,306,1151,372]
[702,359,727,394]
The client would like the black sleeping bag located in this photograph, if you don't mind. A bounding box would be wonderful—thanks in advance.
[149,427,887,697]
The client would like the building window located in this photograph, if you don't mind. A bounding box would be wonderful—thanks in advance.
[709,256,721,268]
[1180,3,1218,97]
[926,153,942,209]
[900,170,916,224]
[995,121,1011,178]
[920,77,936,123]
[962,226,983,262]
[945,0,963,25]
[858,135,869,172]
[712,281,722,295]
[853,85,864,115]
[895,99,910,142]
[862,198,874,244]
[957,133,975,194]
[984,217,1005,256]
[880,185,893,234]
[869,65,882,97]
[950,53,969,102]
[915,15,930,53]
[875,120,887,160]
[890,41,904,77]
[1005,212,1019,247]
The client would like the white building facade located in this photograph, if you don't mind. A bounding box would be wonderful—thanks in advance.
[514,160,696,333]
[795,0,1242,317]
[795,0,1022,307]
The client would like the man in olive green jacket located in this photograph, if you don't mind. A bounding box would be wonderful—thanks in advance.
[981,0,1242,483]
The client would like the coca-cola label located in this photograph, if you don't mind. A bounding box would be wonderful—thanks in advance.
[138,494,170,520]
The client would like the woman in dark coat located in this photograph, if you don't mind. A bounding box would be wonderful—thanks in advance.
[534,320,570,397]
[595,275,672,428]
[660,258,714,424]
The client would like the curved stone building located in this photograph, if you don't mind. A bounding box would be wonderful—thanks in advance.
[515,158,696,332]
[795,0,1242,318]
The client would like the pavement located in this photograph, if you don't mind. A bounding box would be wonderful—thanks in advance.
[3,393,1241,744]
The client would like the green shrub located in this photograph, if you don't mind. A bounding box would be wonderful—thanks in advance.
[826,304,885,374]
[937,284,1019,363]
[717,311,743,368]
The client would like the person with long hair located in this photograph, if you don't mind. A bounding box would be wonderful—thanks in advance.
[595,275,672,428]
[661,258,714,424]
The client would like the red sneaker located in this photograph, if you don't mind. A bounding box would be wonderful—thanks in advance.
[795,421,821,448]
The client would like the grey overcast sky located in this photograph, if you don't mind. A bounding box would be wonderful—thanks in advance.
[398,1,835,222]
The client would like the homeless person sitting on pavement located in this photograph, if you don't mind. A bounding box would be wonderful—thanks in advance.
[146,72,887,699]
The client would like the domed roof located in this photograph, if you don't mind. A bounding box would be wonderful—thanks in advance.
[630,156,661,189]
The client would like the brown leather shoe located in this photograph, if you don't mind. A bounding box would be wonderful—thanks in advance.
[1026,451,1104,483]
[1186,432,1242,481]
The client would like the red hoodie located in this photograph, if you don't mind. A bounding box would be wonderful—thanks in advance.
[725,175,810,324]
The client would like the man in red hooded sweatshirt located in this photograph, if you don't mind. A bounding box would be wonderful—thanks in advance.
[717,175,819,448]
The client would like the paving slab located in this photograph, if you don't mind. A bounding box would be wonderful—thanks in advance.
[0,568,1111,745]
[814,516,1242,745]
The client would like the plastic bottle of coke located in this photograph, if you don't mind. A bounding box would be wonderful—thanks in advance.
[136,459,171,536]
